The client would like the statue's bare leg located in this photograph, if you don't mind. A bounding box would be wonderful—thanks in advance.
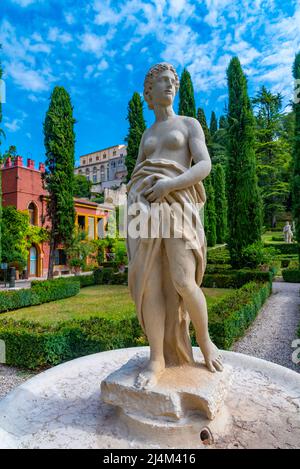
[165,238,223,372]
[136,246,166,389]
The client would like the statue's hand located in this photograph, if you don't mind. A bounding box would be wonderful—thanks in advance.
[144,178,172,202]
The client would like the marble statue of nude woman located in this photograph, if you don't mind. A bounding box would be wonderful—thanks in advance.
[126,63,223,390]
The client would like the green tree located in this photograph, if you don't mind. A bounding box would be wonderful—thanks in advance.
[252,86,291,227]
[43,86,76,279]
[197,108,211,147]
[178,68,196,118]
[219,115,227,129]
[226,57,262,268]
[210,111,218,136]
[292,52,300,264]
[1,206,47,271]
[66,228,94,271]
[203,174,217,247]
[74,174,92,199]
[125,92,146,182]
[213,164,227,243]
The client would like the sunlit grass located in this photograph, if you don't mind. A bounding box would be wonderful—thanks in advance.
[0,285,234,325]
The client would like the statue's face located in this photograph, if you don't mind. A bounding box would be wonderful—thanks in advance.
[151,69,176,107]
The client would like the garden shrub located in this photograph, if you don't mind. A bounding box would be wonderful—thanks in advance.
[282,268,300,283]
[264,243,298,255]
[202,270,273,288]
[0,278,80,314]
[94,268,127,285]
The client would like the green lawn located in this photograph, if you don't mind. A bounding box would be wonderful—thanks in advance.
[0,285,234,325]
[262,230,284,244]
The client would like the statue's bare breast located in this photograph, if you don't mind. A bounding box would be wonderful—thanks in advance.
[142,116,192,169]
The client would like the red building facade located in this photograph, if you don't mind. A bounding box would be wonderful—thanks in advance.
[1,156,111,277]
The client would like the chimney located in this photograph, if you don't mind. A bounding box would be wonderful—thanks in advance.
[27,158,34,169]
[39,163,45,173]
[5,157,12,168]
[15,156,23,167]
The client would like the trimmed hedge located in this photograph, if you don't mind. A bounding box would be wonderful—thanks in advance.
[0,281,272,369]
[282,268,300,283]
[0,278,80,314]
[264,243,298,255]
[94,268,127,285]
[206,281,272,349]
[0,315,142,369]
[202,270,273,288]
[77,274,95,288]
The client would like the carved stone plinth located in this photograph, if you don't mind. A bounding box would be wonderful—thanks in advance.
[101,354,233,444]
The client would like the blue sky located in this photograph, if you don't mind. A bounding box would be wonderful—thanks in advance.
[0,0,299,166]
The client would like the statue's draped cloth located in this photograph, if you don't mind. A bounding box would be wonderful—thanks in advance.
[126,159,207,366]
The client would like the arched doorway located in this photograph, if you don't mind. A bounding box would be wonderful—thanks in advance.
[29,246,38,276]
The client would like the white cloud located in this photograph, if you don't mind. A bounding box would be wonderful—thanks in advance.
[11,0,41,6]
[4,118,22,132]
[48,27,72,44]
[98,59,108,70]
[65,13,76,25]
[80,32,107,57]
[126,64,133,71]
[26,132,32,139]
[7,62,50,92]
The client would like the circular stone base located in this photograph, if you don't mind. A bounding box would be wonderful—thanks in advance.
[0,347,299,449]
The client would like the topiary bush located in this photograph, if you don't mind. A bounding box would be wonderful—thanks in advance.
[282,268,300,283]
[0,278,80,314]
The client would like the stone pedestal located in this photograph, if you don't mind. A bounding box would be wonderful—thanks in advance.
[101,355,232,445]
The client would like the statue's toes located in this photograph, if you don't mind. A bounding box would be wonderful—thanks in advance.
[213,359,223,372]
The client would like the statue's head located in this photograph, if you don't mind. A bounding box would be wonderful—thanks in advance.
[143,62,179,110]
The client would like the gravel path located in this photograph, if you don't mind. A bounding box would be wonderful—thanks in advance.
[233,281,300,372]
[0,366,36,400]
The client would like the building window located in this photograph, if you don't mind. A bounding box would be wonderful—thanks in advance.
[113,151,116,156]
[78,169,82,174]
[86,168,90,174]
[120,153,123,157]
[100,165,105,181]
[96,156,99,161]
[97,218,104,238]
[83,160,86,165]
[118,160,122,165]
[28,202,38,226]
[103,153,106,159]
[107,167,109,180]
[78,215,85,230]
[89,158,92,162]
[88,217,95,239]
[54,249,67,266]
[93,175,97,183]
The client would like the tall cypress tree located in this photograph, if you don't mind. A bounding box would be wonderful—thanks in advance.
[292,52,300,264]
[219,115,227,129]
[213,164,227,244]
[226,57,262,267]
[204,175,217,247]
[210,111,218,136]
[197,108,211,146]
[125,92,146,182]
[197,108,216,246]
[178,68,196,118]
[43,86,76,279]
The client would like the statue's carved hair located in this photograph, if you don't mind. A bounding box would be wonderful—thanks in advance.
[143,63,180,110]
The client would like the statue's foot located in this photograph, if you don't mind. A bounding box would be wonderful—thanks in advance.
[135,359,165,390]
[198,338,223,373]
